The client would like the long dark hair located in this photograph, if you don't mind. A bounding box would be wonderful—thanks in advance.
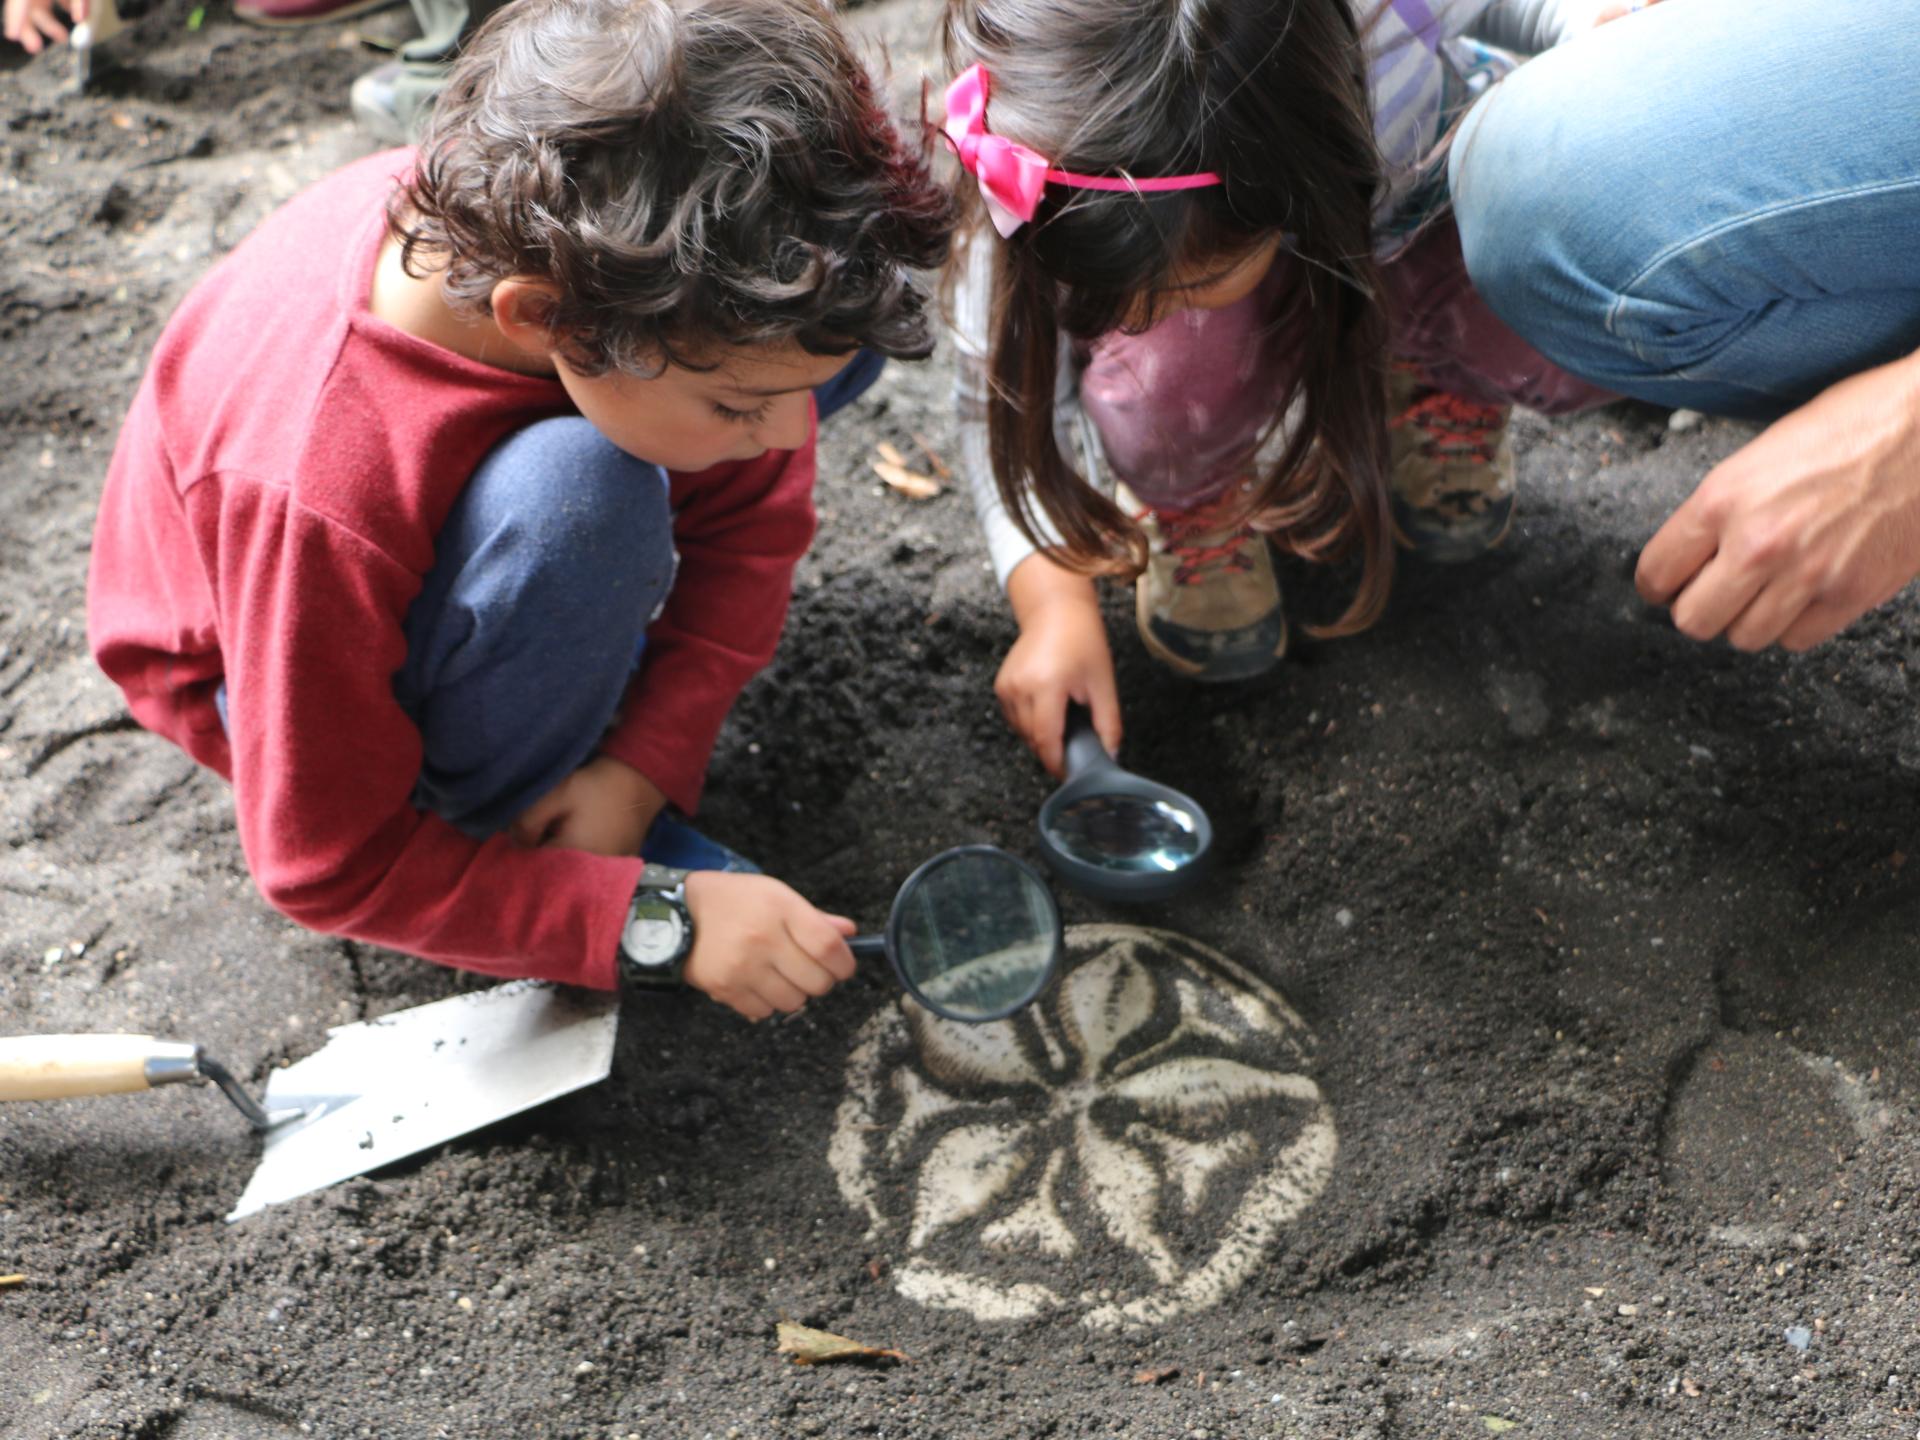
[944,0,1392,633]
[395,0,955,376]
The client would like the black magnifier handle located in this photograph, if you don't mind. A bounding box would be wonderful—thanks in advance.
[848,934,887,963]
[1062,703,1118,781]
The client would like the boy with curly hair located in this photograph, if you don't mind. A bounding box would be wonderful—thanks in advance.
[88,0,954,1019]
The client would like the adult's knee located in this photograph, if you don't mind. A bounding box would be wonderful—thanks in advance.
[1447,66,1626,365]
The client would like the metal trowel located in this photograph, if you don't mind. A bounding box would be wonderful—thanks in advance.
[0,981,617,1220]
[226,980,616,1220]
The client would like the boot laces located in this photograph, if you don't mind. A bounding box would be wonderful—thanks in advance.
[1147,492,1261,587]
[1395,388,1507,466]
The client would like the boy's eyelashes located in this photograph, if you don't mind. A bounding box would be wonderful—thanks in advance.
[710,398,774,424]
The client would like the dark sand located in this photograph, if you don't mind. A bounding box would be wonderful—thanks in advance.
[5,4,1919,1435]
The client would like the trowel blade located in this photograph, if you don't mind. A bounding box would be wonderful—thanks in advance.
[227,979,617,1222]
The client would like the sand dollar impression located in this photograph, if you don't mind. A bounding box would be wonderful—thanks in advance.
[830,925,1337,1330]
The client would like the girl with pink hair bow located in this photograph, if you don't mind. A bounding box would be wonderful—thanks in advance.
[944,0,1920,784]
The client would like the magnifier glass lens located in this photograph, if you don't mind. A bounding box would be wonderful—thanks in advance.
[1046,794,1201,874]
[895,852,1055,1021]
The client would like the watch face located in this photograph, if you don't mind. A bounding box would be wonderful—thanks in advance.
[622,895,688,969]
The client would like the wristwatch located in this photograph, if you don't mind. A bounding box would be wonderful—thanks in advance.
[617,865,694,990]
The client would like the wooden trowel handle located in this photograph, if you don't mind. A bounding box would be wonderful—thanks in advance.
[0,1035,200,1101]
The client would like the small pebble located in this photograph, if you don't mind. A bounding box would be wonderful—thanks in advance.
[1617,1304,1639,1317]
[575,1361,596,1376]
[1785,1326,1813,1352]
[456,1296,473,1312]
[1667,408,1705,433]
[1334,908,1354,930]
[764,1257,777,1271]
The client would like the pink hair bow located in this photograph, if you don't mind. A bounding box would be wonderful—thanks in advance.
[941,64,1222,238]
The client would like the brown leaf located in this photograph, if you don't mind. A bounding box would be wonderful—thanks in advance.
[775,1321,907,1366]
[1132,1365,1179,1385]
[872,460,941,500]
[865,1257,886,1282]
[910,432,953,480]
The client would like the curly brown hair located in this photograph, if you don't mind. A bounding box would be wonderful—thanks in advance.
[393,0,955,376]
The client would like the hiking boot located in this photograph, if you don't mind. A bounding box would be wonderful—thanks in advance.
[1387,364,1516,563]
[350,59,445,146]
[1128,486,1289,683]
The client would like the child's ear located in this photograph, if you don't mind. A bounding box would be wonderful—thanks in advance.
[490,279,563,359]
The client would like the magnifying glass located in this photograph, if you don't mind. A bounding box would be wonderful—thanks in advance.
[1036,704,1214,903]
[848,845,1063,1023]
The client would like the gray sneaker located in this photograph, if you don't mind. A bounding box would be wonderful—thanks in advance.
[350,59,446,146]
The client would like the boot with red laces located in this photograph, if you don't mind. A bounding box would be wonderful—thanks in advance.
[1387,365,1516,562]
[1126,484,1289,683]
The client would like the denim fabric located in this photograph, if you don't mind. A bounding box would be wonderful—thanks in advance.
[1451,0,1920,422]
[392,417,679,839]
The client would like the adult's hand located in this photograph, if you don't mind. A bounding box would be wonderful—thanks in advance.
[1636,351,1920,652]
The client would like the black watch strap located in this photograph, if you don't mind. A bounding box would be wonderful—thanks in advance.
[617,865,694,990]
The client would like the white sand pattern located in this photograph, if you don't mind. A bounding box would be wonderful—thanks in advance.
[830,925,1337,1330]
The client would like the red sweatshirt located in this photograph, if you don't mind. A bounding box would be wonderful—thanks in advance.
[87,151,816,989]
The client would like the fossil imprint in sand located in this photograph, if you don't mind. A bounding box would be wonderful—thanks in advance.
[830,925,1337,1330]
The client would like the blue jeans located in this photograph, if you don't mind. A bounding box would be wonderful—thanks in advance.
[1450,0,1920,423]
[386,348,886,869]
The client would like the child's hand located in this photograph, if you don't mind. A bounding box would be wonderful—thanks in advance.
[511,754,666,856]
[681,871,857,1021]
[998,555,1123,777]
[4,0,84,53]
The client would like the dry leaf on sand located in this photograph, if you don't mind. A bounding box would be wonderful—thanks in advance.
[775,1321,908,1366]
[872,459,941,500]
[910,432,953,480]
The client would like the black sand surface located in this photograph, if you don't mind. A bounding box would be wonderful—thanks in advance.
[4,3,1919,1436]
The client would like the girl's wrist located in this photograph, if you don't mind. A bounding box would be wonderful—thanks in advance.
[1006,552,1099,628]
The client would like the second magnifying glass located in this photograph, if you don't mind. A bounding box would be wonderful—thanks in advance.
[849,845,1063,1023]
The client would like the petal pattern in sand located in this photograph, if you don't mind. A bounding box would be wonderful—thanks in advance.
[831,925,1339,1331]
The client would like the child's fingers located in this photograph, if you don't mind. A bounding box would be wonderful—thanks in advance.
[1080,670,1124,760]
[784,911,856,983]
[724,991,773,1023]
[508,785,569,847]
[771,948,839,999]
[1027,689,1068,776]
[752,971,811,1015]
